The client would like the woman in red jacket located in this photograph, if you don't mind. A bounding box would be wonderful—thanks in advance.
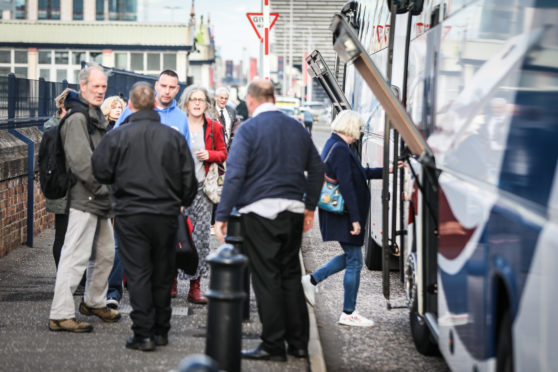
[176,85,227,303]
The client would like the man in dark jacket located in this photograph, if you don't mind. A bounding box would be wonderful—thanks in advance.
[92,81,197,351]
[48,63,121,334]
[215,80,324,361]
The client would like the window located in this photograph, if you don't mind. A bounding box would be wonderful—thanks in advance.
[147,53,160,71]
[96,0,104,20]
[72,51,86,65]
[39,69,51,80]
[14,67,27,78]
[163,53,177,70]
[109,0,137,21]
[115,53,128,69]
[14,50,27,63]
[0,50,10,63]
[39,51,52,64]
[90,52,103,64]
[0,67,11,76]
[55,51,69,64]
[73,0,83,20]
[56,69,67,82]
[15,0,25,19]
[38,0,61,20]
[130,53,143,70]
[73,70,80,83]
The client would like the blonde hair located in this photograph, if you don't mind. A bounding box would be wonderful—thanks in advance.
[331,110,364,139]
[101,95,126,118]
[54,88,75,109]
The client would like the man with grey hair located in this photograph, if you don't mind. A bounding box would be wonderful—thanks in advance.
[92,82,197,351]
[214,86,239,148]
[49,63,121,333]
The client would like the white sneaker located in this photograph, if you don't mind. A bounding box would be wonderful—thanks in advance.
[210,225,215,235]
[338,311,374,327]
[301,275,316,307]
[106,298,119,310]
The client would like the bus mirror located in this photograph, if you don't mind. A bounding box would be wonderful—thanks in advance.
[340,1,360,31]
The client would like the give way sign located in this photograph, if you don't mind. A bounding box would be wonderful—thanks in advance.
[246,12,279,43]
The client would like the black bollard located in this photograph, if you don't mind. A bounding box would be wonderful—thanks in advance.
[225,211,250,321]
[205,244,247,372]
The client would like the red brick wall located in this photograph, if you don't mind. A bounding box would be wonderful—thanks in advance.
[0,175,53,257]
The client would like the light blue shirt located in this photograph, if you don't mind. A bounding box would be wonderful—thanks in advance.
[115,99,190,147]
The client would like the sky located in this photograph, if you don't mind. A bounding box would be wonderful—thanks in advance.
[139,0,263,64]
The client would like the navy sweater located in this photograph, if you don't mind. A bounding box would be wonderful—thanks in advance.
[215,110,324,221]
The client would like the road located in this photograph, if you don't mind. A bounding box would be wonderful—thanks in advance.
[307,124,449,371]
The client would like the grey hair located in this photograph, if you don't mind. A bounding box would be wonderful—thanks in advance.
[178,85,212,114]
[78,62,109,84]
[331,110,364,139]
[215,86,230,96]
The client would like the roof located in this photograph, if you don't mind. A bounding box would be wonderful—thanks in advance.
[0,20,194,51]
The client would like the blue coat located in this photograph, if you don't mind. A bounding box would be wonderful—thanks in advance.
[319,133,383,246]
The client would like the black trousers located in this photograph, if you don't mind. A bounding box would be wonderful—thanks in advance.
[241,211,309,354]
[53,213,68,269]
[115,214,177,338]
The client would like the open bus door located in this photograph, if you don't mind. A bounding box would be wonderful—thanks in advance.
[329,9,440,350]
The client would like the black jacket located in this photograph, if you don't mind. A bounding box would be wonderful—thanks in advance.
[91,110,197,216]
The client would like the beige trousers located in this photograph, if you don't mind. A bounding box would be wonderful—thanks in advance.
[49,208,115,320]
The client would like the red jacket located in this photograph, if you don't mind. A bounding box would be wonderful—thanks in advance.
[203,116,227,174]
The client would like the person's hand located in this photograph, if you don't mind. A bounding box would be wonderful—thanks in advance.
[303,209,315,233]
[350,221,361,235]
[195,150,209,161]
[215,221,227,243]
[389,161,405,173]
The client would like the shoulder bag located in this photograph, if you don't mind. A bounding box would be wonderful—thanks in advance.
[317,143,345,214]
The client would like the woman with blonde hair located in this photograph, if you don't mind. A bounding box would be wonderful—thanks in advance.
[101,95,126,131]
[301,110,396,327]
[175,85,227,303]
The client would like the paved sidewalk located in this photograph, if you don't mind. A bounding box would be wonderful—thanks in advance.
[0,228,322,371]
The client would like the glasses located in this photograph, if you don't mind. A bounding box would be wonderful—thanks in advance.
[189,97,206,104]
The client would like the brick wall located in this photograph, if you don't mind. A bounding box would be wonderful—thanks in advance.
[0,176,53,257]
[1,128,53,258]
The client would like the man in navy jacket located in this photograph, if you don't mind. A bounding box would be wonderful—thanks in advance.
[215,80,324,361]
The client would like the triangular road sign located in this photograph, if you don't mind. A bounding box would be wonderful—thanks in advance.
[246,12,279,43]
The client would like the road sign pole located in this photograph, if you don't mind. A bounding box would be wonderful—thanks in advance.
[263,0,270,80]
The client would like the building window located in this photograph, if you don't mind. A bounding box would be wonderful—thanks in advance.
[131,53,143,70]
[14,67,27,78]
[56,69,67,82]
[96,0,104,20]
[39,69,50,80]
[0,67,11,76]
[15,0,25,19]
[90,51,103,64]
[55,51,69,64]
[163,53,177,70]
[73,51,86,65]
[38,0,61,20]
[39,51,52,64]
[73,0,83,20]
[147,53,160,71]
[0,50,10,64]
[115,52,128,69]
[14,50,27,64]
[109,0,137,21]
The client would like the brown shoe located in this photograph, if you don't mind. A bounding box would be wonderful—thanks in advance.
[187,278,207,304]
[49,318,93,333]
[79,302,121,322]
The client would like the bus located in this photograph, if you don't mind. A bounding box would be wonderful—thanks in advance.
[322,0,558,371]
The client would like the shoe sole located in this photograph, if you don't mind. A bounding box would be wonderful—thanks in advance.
[49,324,93,333]
[337,321,374,327]
[125,344,155,351]
[242,354,287,362]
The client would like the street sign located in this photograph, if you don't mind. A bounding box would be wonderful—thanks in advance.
[246,12,279,43]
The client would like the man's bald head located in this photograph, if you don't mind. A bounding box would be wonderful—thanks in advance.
[246,80,275,115]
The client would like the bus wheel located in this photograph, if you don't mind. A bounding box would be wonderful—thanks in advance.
[410,297,439,356]
[496,310,513,372]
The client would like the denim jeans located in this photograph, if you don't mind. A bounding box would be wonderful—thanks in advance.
[312,243,363,313]
[107,233,124,302]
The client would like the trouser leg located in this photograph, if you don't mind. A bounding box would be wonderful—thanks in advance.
[53,213,68,269]
[340,243,363,313]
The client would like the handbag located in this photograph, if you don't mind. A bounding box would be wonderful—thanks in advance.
[203,119,225,204]
[317,143,345,214]
[175,213,198,276]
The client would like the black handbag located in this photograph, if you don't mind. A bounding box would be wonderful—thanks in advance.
[175,213,198,276]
